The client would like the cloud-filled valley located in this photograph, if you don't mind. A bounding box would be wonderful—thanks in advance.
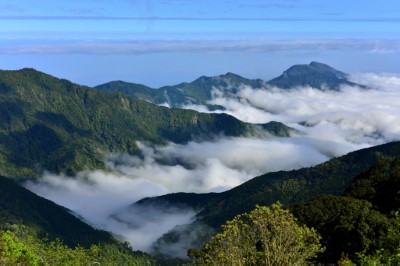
[24,72,400,255]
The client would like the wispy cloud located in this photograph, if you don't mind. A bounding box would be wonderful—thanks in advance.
[1,39,399,55]
[1,15,400,22]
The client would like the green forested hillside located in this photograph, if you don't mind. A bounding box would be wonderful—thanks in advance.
[0,68,290,177]
[138,141,400,228]
[0,176,156,265]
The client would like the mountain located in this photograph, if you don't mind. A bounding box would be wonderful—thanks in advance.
[96,72,266,108]
[136,141,400,228]
[0,68,291,177]
[95,62,365,107]
[0,175,156,264]
[268,61,363,90]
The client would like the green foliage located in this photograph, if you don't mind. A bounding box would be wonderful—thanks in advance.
[189,204,323,265]
[0,230,39,265]
[0,229,156,266]
[357,247,400,265]
[292,195,400,263]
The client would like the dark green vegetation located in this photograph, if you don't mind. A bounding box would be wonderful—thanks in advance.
[185,157,400,265]
[269,61,364,90]
[137,141,400,227]
[188,204,323,265]
[96,62,365,107]
[292,195,400,264]
[0,176,156,265]
[344,157,400,213]
[292,157,400,264]
[0,68,290,177]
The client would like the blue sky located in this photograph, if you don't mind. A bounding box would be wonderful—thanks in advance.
[0,0,399,87]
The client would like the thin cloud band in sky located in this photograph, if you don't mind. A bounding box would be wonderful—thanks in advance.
[1,39,399,55]
[2,15,400,22]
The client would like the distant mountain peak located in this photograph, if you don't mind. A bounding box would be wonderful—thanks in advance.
[222,72,242,78]
[269,61,361,90]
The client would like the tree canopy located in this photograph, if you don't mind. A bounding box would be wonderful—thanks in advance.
[189,203,323,265]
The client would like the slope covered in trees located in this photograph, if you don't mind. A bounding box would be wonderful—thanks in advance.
[0,68,291,177]
[0,176,156,265]
[291,157,400,264]
[185,157,400,265]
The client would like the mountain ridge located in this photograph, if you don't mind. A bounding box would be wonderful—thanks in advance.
[0,68,292,177]
[95,61,366,107]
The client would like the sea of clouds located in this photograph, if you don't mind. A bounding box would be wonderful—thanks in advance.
[24,73,400,256]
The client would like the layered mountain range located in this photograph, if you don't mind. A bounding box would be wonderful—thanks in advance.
[96,61,366,107]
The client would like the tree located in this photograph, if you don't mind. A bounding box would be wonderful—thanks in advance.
[292,195,400,263]
[0,230,39,265]
[189,203,323,265]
